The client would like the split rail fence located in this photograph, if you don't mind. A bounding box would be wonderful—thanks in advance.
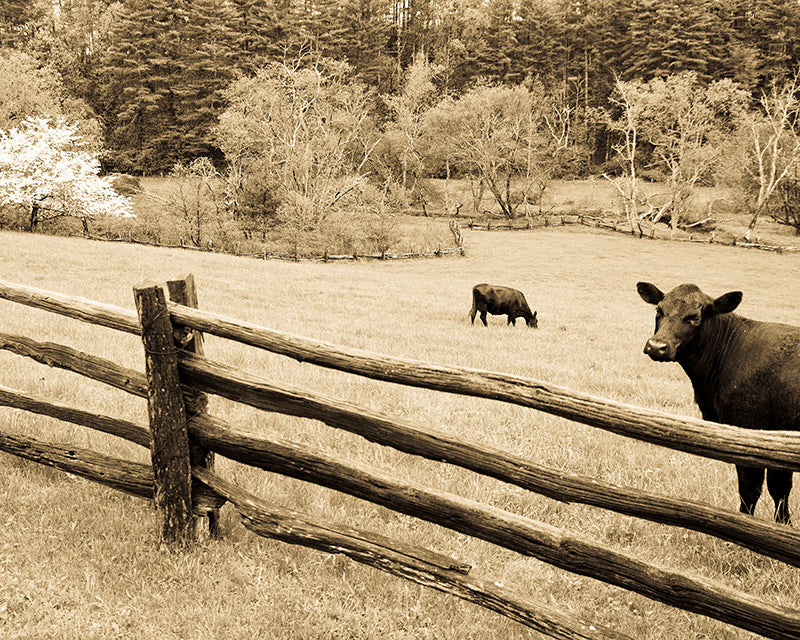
[1,276,800,640]
[462,214,800,253]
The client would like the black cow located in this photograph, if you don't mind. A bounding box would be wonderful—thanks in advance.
[470,284,538,328]
[637,282,800,524]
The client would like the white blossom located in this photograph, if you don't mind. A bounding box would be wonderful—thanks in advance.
[0,117,133,222]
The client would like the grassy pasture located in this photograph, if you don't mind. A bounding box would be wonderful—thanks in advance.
[1,227,799,639]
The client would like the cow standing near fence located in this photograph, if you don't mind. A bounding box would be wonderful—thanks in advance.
[470,284,538,328]
[637,282,800,525]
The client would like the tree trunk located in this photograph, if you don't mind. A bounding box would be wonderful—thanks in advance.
[29,203,39,232]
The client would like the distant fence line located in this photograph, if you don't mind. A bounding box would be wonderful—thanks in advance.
[84,225,466,262]
[461,214,800,253]
[1,277,800,639]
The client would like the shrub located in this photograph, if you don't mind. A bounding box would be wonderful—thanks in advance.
[775,172,800,234]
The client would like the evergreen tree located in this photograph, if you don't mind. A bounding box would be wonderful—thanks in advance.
[429,0,495,92]
[426,1,473,94]
[229,0,291,72]
[100,0,186,172]
[583,0,636,91]
[515,0,561,86]
[177,0,238,161]
[712,0,762,92]
[100,0,237,171]
[626,0,726,83]
[293,0,343,53]
[477,0,518,84]
[327,0,393,90]
[739,0,800,92]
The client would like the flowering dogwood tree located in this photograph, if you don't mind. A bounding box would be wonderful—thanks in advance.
[0,117,133,231]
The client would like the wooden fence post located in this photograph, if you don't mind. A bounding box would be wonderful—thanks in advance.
[167,274,220,538]
[134,283,194,548]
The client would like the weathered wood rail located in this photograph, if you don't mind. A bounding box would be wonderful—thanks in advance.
[1,276,800,640]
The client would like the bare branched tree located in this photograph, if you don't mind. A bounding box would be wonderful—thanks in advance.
[744,70,800,235]
[216,56,378,233]
[422,82,555,219]
[600,76,647,230]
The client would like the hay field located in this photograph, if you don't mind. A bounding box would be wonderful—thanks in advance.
[1,226,798,639]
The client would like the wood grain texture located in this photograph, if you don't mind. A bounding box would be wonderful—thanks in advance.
[0,383,150,448]
[0,278,139,333]
[0,429,153,499]
[187,414,800,640]
[0,331,148,397]
[167,274,218,538]
[135,283,194,547]
[196,467,632,640]
[165,301,800,471]
[3,331,799,567]
[178,352,800,568]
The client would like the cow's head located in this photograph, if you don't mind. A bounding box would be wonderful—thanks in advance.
[527,311,538,329]
[636,282,742,361]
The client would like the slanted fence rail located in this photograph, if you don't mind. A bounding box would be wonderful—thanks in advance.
[1,277,799,640]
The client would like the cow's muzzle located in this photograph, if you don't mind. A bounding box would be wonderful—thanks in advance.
[643,338,675,361]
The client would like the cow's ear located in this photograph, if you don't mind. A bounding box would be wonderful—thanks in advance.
[532,311,537,319]
[710,291,742,315]
[637,282,664,305]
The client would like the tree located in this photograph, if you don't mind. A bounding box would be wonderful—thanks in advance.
[638,73,750,228]
[216,57,379,233]
[742,71,800,233]
[601,73,750,230]
[177,0,239,161]
[167,157,228,247]
[0,117,132,231]
[0,50,63,129]
[477,0,519,84]
[0,48,103,152]
[626,0,727,83]
[515,0,562,86]
[724,0,800,93]
[325,0,393,90]
[100,0,236,172]
[100,0,187,172]
[598,76,648,227]
[423,82,555,218]
[29,0,118,109]
[382,51,441,196]
[229,0,291,73]
[0,0,48,49]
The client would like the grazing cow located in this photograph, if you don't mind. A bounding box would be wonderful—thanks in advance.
[470,284,538,328]
[637,282,800,524]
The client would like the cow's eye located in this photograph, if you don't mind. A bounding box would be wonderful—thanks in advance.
[684,314,701,325]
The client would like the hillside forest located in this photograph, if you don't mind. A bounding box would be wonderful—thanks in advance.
[2,0,800,254]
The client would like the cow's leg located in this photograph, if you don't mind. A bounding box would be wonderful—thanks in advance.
[766,469,793,525]
[508,316,516,326]
[479,311,488,326]
[736,465,765,516]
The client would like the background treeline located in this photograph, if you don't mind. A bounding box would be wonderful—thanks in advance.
[4,0,800,174]
[2,0,800,256]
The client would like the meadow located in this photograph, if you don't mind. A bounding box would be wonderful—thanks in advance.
[1,225,799,639]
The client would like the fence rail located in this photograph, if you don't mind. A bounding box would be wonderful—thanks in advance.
[1,277,799,639]
[460,214,800,252]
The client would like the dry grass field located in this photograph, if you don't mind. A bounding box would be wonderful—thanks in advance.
[1,225,799,639]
